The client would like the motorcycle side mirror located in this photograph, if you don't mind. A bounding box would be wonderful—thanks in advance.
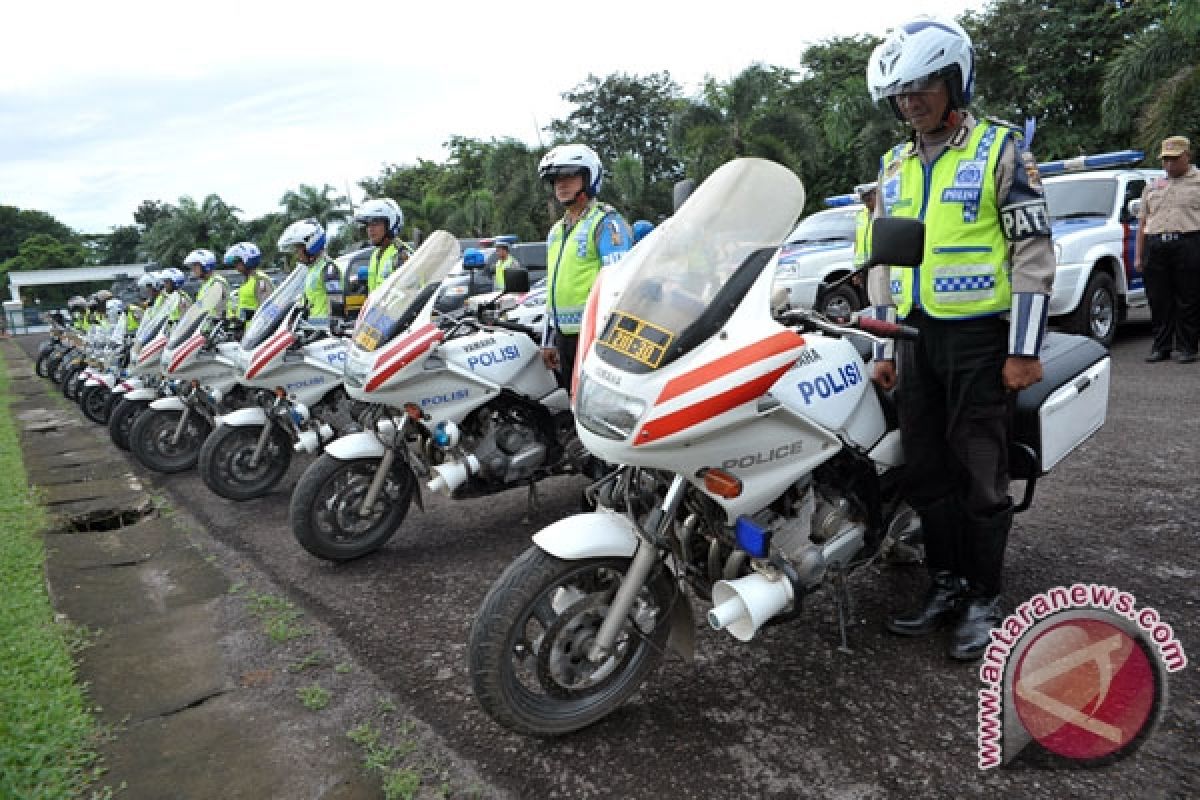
[501,266,530,295]
[866,217,924,268]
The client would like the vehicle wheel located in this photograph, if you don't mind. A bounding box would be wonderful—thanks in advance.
[129,407,212,473]
[468,547,674,736]
[50,353,72,385]
[289,453,414,561]
[62,366,85,400]
[35,349,53,378]
[818,284,862,322]
[109,398,149,451]
[199,423,293,501]
[79,385,112,425]
[1066,271,1116,346]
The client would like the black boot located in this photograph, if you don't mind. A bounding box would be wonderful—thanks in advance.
[886,497,965,636]
[949,505,1012,661]
[886,571,966,636]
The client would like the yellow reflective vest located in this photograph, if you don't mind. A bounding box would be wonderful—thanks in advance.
[546,204,609,335]
[882,121,1012,319]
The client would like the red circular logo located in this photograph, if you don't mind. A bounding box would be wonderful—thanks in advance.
[1012,617,1158,761]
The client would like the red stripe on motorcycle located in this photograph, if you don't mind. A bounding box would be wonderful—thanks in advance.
[364,327,443,393]
[376,323,436,361]
[655,330,804,406]
[574,272,604,401]
[635,364,792,446]
[138,337,167,364]
[246,331,296,379]
[167,334,206,373]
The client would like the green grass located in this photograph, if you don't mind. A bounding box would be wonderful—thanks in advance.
[0,352,106,798]
[296,684,331,711]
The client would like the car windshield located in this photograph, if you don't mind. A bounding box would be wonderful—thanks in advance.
[785,209,857,244]
[241,266,307,350]
[596,158,805,372]
[1044,178,1115,220]
[352,230,461,352]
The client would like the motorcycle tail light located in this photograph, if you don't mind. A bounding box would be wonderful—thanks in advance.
[701,467,743,499]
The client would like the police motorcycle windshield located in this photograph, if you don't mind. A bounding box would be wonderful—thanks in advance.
[135,302,171,347]
[593,158,805,374]
[167,282,227,348]
[352,230,461,352]
[241,266,308,350]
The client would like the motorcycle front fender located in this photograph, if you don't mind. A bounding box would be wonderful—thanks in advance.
[217,406,269,428]
[149,396,187,412]
[325,431,385,460]
[534,510,695,661]
[124,387,160,402]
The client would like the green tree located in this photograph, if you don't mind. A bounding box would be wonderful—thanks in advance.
[673,64,808,188]
[279,184,351,229]
[0,206,77,262]
[141,194,243,268]
[0,233,88,291]
[962,0,1168,159]
[133,199,172,231]
[95,225,143,265]
[1102,0,1200,153]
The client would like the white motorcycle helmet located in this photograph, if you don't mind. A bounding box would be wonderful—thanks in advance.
[354,198,404,237]
[867,16,975,120]
[223,241,263,269]
[106,297,124,322]
[183,248,218,273]
[538,143,604,197]
[137,272,158,295]
[162,268,186,289]
[278,218,327,257]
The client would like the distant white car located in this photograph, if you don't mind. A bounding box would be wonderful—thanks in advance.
[772,206,865,319]
[501,279,547,339]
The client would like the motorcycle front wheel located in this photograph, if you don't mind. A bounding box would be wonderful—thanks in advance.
[289,453,414,562]
[35,348,54,377]
[108,397,149,451]
[199,422,293,501]
[61,365,85,400]
[129,407,212,473]
[79,385,111,424]
[468,547,674,736]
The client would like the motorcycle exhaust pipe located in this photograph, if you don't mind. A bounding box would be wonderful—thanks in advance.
[427,454,481,495]
[707,572,795,642]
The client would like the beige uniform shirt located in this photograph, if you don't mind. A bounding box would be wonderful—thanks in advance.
[1139,166,1200,235]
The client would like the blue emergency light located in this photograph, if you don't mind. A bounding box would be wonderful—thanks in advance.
[1036,150,1144,176]
[823,193,858,208]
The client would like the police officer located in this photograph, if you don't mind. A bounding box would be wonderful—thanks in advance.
[1136,135,1200,364]
[493,240,519,291]
[538,143,633,387]
[354,198,411,294]
[159,268,191,320]
[224,242,273,321]
[278,218,337,330]
[183,249,231,325]
[865,16,1056,661]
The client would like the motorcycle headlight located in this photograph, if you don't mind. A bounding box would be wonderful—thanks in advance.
[576,372,645,441]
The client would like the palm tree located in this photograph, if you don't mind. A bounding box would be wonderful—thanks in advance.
[141,194,242,267]
[1103,0,1200,153]
[279,184,351,229]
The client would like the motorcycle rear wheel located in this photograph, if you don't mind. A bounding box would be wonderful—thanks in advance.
[35,349,53,377]
[79,385,111,424]
[468,547,673,736]
[289,453,414,562]
[199,422,293,501]
[129,407,212,473]
[108,397,148,451]
[62,365,85,400]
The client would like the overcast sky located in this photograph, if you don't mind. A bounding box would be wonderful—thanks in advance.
[1,0,984,234]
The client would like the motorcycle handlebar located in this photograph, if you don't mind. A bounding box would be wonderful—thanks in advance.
[491,318,540,340]
[851,314,919,341]
[781,308,919,343]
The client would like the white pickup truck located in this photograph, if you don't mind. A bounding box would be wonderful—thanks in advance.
[1040,152,1162,346]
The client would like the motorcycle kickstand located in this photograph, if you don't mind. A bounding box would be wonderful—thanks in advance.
[830,568,855,655]
[522,480,540,524]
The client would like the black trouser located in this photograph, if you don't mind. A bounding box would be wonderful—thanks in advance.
[555,333,580,390]
[897,310,1014,595]
[1144,233,1200,355]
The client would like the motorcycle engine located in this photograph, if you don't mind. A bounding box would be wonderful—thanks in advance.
[766,481,867,590]
[471,409,547,484]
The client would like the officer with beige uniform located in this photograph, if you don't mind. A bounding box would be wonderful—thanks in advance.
[1136,135,1200,364]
